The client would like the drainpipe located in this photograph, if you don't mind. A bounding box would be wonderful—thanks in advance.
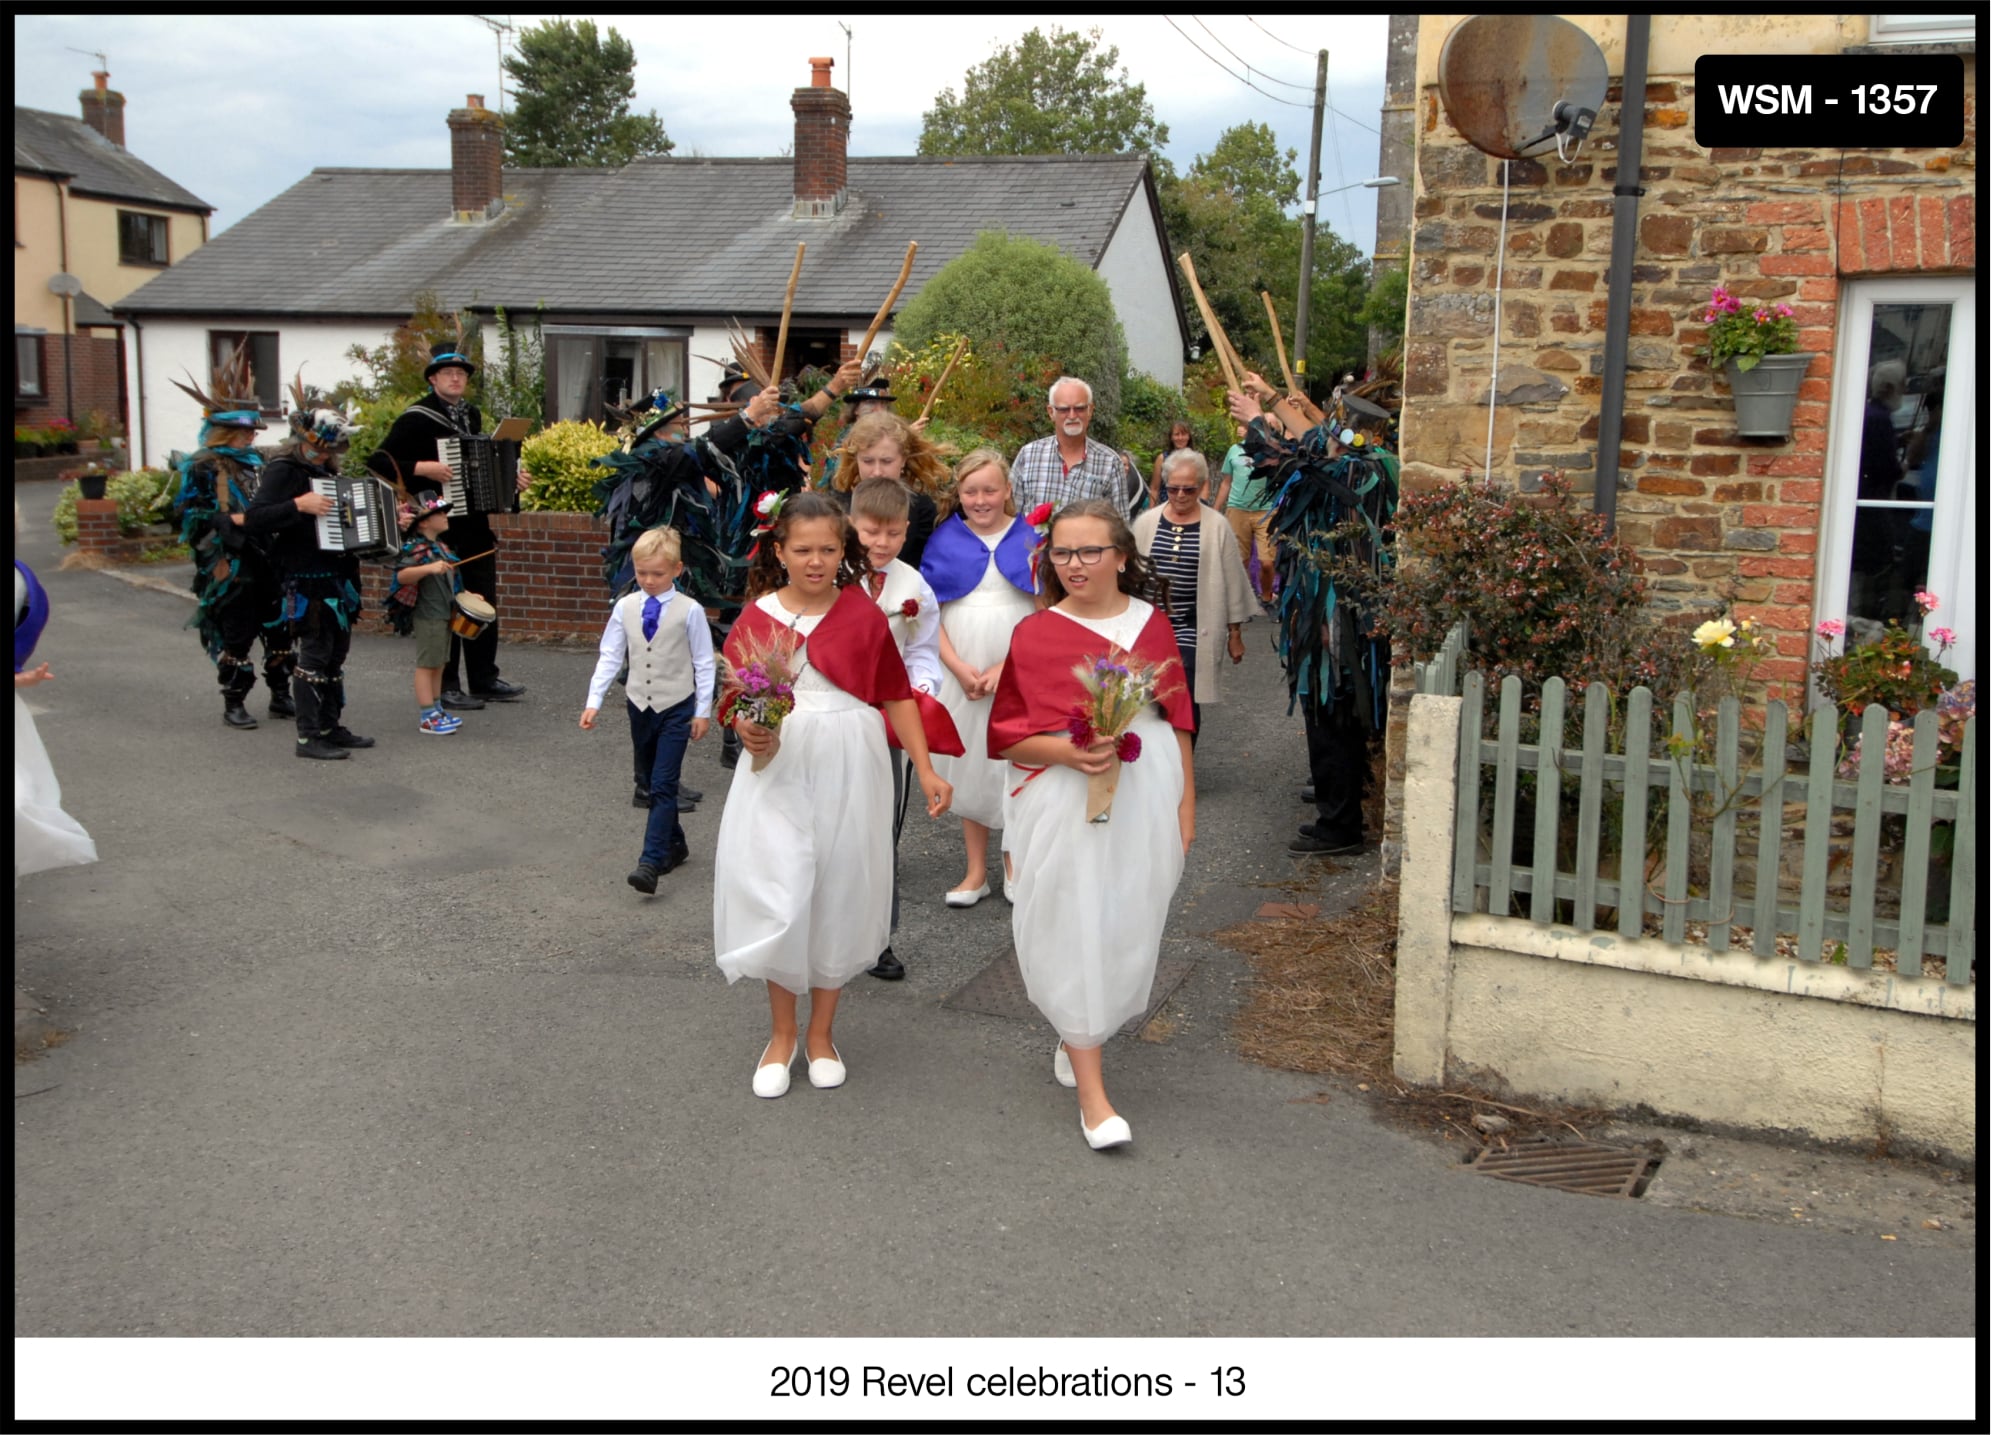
[1592,14,1651,528]
[129,314,146,468]
[56,179,74,426]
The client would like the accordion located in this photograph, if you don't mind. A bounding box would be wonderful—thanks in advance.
[437,423,528,517]
[312,475,400,559]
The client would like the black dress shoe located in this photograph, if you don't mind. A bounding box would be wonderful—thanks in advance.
[295,736,350,761]
[1290,829,1367,856]
[661,840,691,874]
[679,785,702,803]
[440,689,486,711]
[1300,786,1318,803]
[267,691,295,719]
[223,700,258,729]
[471,678,526,701]
[676,794,697,813]
[867,948,905,981]
[633,786,652,809]
[327,727,375,749]
[627,863,659,895]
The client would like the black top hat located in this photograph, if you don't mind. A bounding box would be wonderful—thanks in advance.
[424,341,477,381]
[843,378,896,406]
[635,399,691,445]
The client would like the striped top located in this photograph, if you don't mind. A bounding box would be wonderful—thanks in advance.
[1148,516,1202,651]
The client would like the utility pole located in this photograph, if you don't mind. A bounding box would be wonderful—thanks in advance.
[1292,48,1328,390]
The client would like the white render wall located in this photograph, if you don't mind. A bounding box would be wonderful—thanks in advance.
[1097,188,1185,390]
[125,317,501,468]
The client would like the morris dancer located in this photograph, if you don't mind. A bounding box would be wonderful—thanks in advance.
[385,493,465,736]
[989,499,1195,1150]
[170,344,293,730]
[713,491,952,1098]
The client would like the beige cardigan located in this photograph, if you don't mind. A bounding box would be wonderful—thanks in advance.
[1133,502,1262,705]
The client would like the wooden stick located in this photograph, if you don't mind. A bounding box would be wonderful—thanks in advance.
[916,336,969,426]
[771,242,805,384]
[446,548,496,568]
[1176,252,1241,396]
[856,241,918,364]
[1261,291,1303,397]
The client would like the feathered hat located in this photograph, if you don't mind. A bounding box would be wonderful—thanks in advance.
[424,316,477,381]
[403,491,454,534]
[170,340,266,430]
[842,376,896,406]
[286,368,359,451]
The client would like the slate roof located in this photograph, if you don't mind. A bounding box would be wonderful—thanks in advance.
[13,106,211,213]
[115,154,1180,334]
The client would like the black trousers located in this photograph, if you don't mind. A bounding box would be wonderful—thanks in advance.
[1177,642,1202,747]
[215,583,291,696]
[290,611,353,740]
[1303,701,1370,844]
[441,546,500,693]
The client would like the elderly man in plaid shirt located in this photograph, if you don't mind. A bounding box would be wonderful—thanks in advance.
[1009,377,1141,515]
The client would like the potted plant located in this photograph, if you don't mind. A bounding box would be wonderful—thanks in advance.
[1702,287,1810,438]
[75,463,109,501]
[1811,592,1960,725]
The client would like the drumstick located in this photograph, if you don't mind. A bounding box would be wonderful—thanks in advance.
[857,241,918,364]
[445,548,495,568]
[1176,253,1242,396]
[1260,291,1303,397]
[915,336,969,426]
[771,242,805,385]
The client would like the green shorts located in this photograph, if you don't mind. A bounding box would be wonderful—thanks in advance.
[414,616,451,670]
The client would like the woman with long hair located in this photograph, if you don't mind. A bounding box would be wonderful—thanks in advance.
[827,411,948,569]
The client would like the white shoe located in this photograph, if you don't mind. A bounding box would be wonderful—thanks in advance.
[1082,1113,1132,1150]
[944,882,990,908]
[807,1044,847,1089]
[1003,875,1016,904]
[1053,1042,1076,1088]
[752,1040,798,1098]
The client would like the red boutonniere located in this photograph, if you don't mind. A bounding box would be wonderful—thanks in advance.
[900,597,920,619]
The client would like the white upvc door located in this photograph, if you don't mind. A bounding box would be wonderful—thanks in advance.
[1814,276,1976,691]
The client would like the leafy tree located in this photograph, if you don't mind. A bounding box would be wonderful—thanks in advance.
[503,19,673,168]
[918,26,1167,158]
[1187,121,1299,207]
[892,231,1128,434]
[1361,263,1409,343]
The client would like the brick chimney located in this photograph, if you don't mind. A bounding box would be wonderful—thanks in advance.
[78,71,125,148]
[446,94,505,221]
[791,57,850,218]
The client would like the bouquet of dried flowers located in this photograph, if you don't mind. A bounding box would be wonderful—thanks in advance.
[718,630,799,772]
[1068,651,1173,822]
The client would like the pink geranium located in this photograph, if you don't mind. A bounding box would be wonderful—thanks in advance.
[1815,618,1845,641]
[1929,626,1957,649]
[1914,588,1941,613]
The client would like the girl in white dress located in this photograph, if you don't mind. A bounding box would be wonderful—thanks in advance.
[713,492,952,1097]
[921,450,1038,903]
[988,500,1196,1150]
[15,554,97,885]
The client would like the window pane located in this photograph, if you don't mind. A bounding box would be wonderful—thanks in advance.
[548,335,605,423]
[1842,303,1949,638]
[147,216,167,264]
[643,340,684,405]
[208,330,281,412]
[16,334,43,395]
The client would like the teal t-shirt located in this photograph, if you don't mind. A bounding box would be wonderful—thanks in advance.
[1222,443,1265,509]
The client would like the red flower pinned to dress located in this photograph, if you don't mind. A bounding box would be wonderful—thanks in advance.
[900,597,920,618]
[1025,501,1055,530]
[1115,731,1142,763]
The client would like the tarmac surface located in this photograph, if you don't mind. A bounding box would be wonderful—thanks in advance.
[12,479,1977,1343]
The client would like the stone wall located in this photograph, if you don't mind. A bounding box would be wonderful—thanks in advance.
[1402,40,1978,703]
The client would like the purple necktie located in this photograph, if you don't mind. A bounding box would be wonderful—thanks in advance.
[642,595,661,642]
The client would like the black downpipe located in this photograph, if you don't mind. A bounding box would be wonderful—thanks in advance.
[1593,14,1651,527]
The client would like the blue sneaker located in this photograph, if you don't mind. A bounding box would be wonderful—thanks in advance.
[419,711,460,735]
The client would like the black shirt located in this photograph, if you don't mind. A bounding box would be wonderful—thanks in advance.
[379,392,492,546]
[247,454,358,586]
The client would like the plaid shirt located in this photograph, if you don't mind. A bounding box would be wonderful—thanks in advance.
[1009,435,1131,514]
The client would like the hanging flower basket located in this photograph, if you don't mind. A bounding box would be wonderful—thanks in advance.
[1723,352,1813,438]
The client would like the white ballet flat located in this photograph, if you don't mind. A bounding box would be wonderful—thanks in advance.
[807,1044,847,1089]
[1053,1042,1076,1088]
[1081,1113,1132,1150]
[1003,875,1016,904]
[944,882,990,908]
[752,1040,798,1099]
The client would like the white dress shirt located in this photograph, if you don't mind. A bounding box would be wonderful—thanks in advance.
[869,559,942,696]
[586,587,717,714]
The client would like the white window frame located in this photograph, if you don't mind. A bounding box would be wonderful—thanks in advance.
[1868,14,1977,43]
[1814,275,1976,692]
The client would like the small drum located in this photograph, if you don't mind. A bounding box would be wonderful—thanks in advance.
[448,593,496,640]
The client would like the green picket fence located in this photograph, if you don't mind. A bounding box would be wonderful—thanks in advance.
[1414,640,1977,985]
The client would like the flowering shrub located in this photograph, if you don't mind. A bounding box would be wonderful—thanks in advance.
[49,468,176,545]
[1811,593,1959,719]
[520,420,620,512]
[1837,680,1977,782]
[1701,286,1799,373]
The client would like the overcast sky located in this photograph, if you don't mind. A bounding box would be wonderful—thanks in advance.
[13,13,1394,252]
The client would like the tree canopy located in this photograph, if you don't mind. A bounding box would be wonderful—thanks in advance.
[917,26,1168,158]
[503,19,674,168]
[892,231,1128,433]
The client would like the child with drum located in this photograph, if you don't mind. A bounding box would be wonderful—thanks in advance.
[387,493,466,735]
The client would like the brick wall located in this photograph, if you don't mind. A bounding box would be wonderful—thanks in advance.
[1402,60,1978,702]
[354,509,610,643]
[18,332,123,431]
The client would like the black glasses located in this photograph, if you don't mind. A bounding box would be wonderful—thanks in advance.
[1050,404,1091,415]
[1049,546,1112,566]
[1164,484,1201,496]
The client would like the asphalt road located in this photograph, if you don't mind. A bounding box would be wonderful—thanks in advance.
[12,480,1975,1342]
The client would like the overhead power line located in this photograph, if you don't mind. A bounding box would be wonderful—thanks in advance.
[1193,16,1316,90]
[1245,14,1320,57]
[1162,15,1315,110]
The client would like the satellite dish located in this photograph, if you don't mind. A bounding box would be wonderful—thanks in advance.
[1438,15,1609,160]
[47,273,83,298]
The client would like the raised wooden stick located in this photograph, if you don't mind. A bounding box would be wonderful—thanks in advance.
[771,242,805,384]
[916,336,969,426]
[857,241,918,364]
[1261,291,1303,397]
[446,547,496,568]
[1177,252,1242,396]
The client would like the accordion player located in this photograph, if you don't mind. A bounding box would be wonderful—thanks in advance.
[437,416,532,517]
[311,473,400,560]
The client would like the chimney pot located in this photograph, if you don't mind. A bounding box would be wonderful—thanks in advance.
[92,70,109,94]
[809,57,835,89]
[78,73,126,147]
[468,94,484,109]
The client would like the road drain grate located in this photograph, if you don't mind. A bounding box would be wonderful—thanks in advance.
[943,944,1194,1037]
[1467,1142,1657,1198]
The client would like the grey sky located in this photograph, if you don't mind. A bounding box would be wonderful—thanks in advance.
[13,14,1394,252]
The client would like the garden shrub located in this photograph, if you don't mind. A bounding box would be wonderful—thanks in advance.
[521,420,619,512]
[48,469,171,545]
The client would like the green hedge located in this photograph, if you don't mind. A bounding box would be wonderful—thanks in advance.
[520,420,619,512]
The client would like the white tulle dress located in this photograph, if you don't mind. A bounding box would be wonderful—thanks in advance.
[713,595,894,994]
[1005,599,1186,1048]
[934,528,1036,830]
[15,567,97,885]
